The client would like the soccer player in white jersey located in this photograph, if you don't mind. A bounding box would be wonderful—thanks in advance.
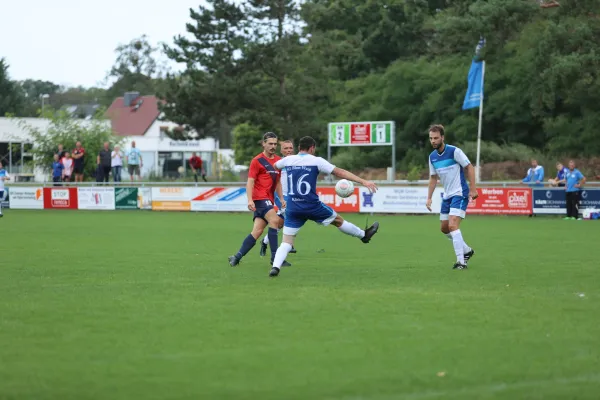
[268,136,380,277]
[0,161,10,217]
[425,125,478,270]
[259,139,297,257]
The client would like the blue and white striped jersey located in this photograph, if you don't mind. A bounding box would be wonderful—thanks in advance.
[429,145,470,199]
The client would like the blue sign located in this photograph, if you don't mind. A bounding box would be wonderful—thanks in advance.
[218,188,246,201]
[533,188,600,214]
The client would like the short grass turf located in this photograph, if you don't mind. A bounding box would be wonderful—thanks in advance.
[1,210,600,400]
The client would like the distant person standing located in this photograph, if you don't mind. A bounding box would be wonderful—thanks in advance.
[97,142,112,183]
[61,152,74,182]
[0,161,10,217]
[51,154,64,186]
[111,145,123,182]
[561,160,586,220]
[126,141,143,182]
[72,141,85,182]
[55,144,66,161]
[189,152,207,182]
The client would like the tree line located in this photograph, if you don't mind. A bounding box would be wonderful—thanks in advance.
[2,0,599,172]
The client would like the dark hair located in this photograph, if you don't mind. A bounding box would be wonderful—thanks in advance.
[263,132,278,141]
[428,124,445,136]
[298,136,316,151]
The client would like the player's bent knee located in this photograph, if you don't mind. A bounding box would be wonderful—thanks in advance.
[331,215,344,228]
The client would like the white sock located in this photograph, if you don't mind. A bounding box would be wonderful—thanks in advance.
[338,221,365,239]
[445,233,471,253]
[449,230,465,264]
[263,235,269,245]
[273,242,293,269]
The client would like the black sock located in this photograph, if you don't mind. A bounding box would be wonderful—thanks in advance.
[202,174,207,182]
[268,228,278,261]
[235,234,256,260]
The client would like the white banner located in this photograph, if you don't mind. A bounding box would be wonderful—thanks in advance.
[138,187,152,210]
[77,187,116,210]
[190,187,248,212]
[359,187,443,213]
[151,187,192,201]
[8,187,44,209]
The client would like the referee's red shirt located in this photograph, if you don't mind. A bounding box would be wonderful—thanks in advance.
[248,153,281,202]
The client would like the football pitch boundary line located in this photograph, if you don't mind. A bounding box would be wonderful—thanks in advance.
[337,373,600,400]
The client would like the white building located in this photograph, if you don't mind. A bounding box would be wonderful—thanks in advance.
[0,92,234,182]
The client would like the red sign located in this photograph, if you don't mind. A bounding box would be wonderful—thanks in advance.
[317,187,360,213]
[350,123,371,144]
[43,187,78,209]
[468,187,532,215]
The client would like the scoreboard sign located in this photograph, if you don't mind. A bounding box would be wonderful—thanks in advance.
[329,121,394,146]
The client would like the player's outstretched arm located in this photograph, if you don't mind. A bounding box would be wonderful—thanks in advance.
[331,167,378,193]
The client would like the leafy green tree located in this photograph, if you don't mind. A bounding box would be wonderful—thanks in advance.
[0,58,25,117]
[162,0,248,146]
[105,35,167,102]
[232,123,263,165]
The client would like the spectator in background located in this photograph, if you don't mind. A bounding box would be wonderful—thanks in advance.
[126,141,143,182]
[52,154,64,186]
[62,152,74,182]
[548,162,568,187]
[56,144,66,160]
[97,142,112,183]
[521,159,544,187]
[111,145,123,183]
[72,141,85,182]
[0,161,9,217]
[561,160,586,220]
[189,152,207,183]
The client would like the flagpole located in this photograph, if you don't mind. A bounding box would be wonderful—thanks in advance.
[475,60,485,184]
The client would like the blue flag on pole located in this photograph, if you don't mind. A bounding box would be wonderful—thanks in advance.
[462,37,486,110]
[462,60,484,110]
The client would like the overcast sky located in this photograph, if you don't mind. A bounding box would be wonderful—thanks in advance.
[0,0,205,88]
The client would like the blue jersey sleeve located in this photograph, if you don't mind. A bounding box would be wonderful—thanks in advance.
[535,167,544,182]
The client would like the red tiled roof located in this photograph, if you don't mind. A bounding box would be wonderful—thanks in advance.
[105,95,162,136]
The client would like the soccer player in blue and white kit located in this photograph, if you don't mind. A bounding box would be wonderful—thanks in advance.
[268,136,380,277]
[0,161,10,217]
[425,125,477,270]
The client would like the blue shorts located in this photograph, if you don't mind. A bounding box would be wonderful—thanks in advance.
[440,195,469,220]
[283,202,337,235]
[253,199,275,222]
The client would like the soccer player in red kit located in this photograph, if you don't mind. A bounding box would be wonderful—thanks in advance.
[189,152,207,182]
[228,132,291,267]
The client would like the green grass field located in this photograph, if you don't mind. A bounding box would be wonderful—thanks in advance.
[1,210,599,399]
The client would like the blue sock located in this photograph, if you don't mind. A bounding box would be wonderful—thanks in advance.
[235,234,256,260]
[268,228,278,261]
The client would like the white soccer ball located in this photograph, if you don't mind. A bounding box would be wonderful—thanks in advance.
[335,179,355,198]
